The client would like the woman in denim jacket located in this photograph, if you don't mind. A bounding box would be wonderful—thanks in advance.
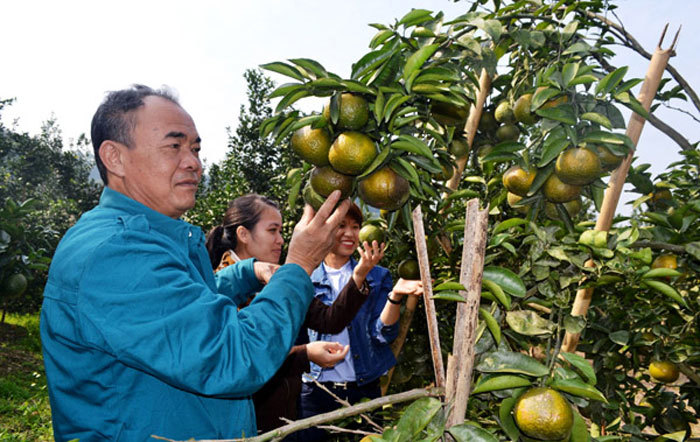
[297,203,423,441]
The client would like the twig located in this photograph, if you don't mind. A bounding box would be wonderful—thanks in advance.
[629,241,686,254]
[315,425,373,436]
[310,379,383,433]
[151,387,444,442]
[679,363,700,386]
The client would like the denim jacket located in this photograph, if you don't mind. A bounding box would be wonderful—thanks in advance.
[306,258,399,385]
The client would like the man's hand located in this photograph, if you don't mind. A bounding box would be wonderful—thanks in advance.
[352,240,385,288]
[285,191,350,275]
[306,341,349,368]
[253,262,279,284]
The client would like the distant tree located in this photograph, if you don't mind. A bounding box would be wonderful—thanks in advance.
[186,69,301,232]
[0,99,101,312]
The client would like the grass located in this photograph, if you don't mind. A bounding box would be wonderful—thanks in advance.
[0,312,53,441]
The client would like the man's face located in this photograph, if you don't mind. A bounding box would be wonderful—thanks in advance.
[119,96,202,218]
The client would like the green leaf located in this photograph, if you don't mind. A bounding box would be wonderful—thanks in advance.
[596,66,628,97]
[383,94,412,123]
[482,279,511,310]
[532,87,561,110]
[536,104,577,125]
[471,375,532,394]
[482,266,526,297]
[550,378,607,402]
[393,157,421,188]
[570,409,591,442]
[341,80,376,95]
[267,82,305,99]
[432,291,466,302]
[289,58,328,79]
[493,218,528,234]
[642,280,688,308]
[370,29,394,49]
[394,397,442,441]
[357,145,391,179]
[563,314,586,334]
[609,330,629,345]
[641,268,682,279]
[445,189,479,202]
[352,47,396,80]
[538,137,570,167]
[562,62,580,87]
[498,395,522,441]
[685,241,700,261]
[480,308,501,345]
[275,89,309,113]
[560,352,597,385]
[448,424,499,442]
[562,40,591,55]
[581,112,612,129]
[477,350,549,377]
[403,44,440,81]
[395,134,435,159]
[506,310,555,336]
[259,61,305,81]
[480,19,504,42]
[397,8,433,27]
[287,175,303,210]
[434,281,466,291]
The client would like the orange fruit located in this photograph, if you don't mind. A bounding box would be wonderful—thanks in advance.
[449,137,469,158]
[328,132,377,176]
[358,166,410,211]
[431,101,469,127]
[555,147,601,186]
[513,387,574,441]
[359,224,385,244]
[503,165,536,197]
[323,93,369,130]
[478,110,499,133]
[309,166,354,199]
[513,93,537,125]
[398,259,420,280]
[495,123,520,142]
[536,86,569,109]
[494,100,515,123]
[1,273,28,297]
[543,174,582,203]
[596,145,624,171]
[507,192,529,215]
[648,361,680,383]
[651,254,677,270]
[290,126,331,166]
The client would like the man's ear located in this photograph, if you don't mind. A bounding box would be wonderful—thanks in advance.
[236,225,250,245]
[99,140,126,178]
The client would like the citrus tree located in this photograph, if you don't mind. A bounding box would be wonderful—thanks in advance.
[258,1,698,440]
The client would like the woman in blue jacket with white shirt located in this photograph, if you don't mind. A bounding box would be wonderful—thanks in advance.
[297,203,423,441]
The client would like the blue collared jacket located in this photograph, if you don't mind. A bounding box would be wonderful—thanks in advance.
[40,187,314,441]
[306,258,398,385]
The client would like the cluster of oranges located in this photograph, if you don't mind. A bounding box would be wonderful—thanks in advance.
[291,93,410,212]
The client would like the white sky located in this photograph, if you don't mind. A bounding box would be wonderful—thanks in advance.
[1,0,698,208]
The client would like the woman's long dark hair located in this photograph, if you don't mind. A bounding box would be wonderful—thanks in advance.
[205,194,280,269]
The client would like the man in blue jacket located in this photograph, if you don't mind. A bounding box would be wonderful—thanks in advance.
[40,84,349,441]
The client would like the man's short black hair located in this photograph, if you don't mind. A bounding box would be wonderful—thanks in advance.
[91,84,178,184]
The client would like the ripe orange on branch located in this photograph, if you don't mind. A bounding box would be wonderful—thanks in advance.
[323,93,369,130]
[513,387,574,441]
[555,147,602,186]
[290,126,331,166]
[310,166,354,199]
[328,132,377,176]
[503,165,536,197]
[357,165,410,211]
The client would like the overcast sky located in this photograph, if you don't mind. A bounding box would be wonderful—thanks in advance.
[1,0,698,207]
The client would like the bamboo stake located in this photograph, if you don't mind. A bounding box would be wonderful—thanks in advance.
[445,199,489,428]
[413,205,445,389]
[446,69,493,191]
[562,26,679,353]
[381,295,419,395]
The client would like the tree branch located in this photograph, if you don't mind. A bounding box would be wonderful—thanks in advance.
[583,10,700,115]
[629,241,686,254]
[151,387,444,442]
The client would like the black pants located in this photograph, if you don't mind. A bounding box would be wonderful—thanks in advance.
[292,379,381,442]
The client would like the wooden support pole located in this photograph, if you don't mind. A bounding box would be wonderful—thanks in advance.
[562,27,678,353]
[413,205,445,389]
[445,199,489,428]
[446,69,492,191]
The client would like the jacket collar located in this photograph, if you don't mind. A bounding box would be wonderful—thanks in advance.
[99,187,203,245]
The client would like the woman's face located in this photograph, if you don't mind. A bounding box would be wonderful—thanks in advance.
[331,215,360,259]
[237,206,284,263]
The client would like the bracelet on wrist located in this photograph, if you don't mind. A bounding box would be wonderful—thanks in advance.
[386,293,402,305]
